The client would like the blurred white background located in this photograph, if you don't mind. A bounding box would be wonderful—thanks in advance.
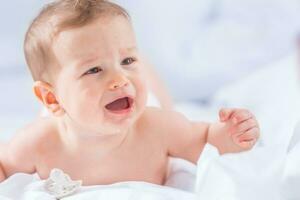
[0,1,48,139]
[1,1,300,198]
[1,0,300,142]
[117,0,300,100]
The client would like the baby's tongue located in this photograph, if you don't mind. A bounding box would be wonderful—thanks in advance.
[105,97,129,111]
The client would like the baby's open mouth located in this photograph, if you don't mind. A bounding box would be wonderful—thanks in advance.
[105,97,134,113]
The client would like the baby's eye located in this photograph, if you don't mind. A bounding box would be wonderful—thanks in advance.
[84,67,103,75]
[121,57,136,65]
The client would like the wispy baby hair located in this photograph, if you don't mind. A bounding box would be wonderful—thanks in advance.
[24,0,129,82]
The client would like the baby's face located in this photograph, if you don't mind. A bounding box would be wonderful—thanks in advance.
[51,16,147,134]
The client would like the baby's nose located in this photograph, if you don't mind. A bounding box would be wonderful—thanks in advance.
[108,74,129,90]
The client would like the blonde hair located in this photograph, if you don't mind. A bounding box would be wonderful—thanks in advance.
[24,0,129,82]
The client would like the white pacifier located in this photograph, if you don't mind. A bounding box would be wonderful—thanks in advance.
[45,168,82,199]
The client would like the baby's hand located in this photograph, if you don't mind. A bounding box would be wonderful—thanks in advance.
[208,108,260,154]
[219,108,260,152]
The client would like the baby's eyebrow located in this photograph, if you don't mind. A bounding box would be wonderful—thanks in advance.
[127,46,137,51]
[76,56,100,68]
[76,46,137,67]
[119,46,137,55]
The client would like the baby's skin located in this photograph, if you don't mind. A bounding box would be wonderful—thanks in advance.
[0,15,259,186]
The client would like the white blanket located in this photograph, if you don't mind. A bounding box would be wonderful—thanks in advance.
[281,122,300,200]
[0,158,198,200]
[1,137,300,200]
[0,175,196,200]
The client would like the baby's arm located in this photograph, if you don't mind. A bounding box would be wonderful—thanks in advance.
[156,108,259,163]
[0,124,38,182]
[159,111,209,164]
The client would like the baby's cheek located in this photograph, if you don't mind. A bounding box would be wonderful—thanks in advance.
[63,88,95,118]
[135,79,148,106]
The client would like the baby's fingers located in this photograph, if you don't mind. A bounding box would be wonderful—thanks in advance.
[234,118,258,133]
[219,108,235,122]
[235,127,260,142]
[238,139,256,150]
[231,109,253,124]
[232,127,259,150]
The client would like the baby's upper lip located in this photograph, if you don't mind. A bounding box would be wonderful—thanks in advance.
[104,94,134,107]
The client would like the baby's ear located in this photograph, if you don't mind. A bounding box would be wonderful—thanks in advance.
[33,81,65,116]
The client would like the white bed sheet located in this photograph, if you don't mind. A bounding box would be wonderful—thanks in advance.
[176,51,300,199]
[0,157,198,200]
[1,139,299,200]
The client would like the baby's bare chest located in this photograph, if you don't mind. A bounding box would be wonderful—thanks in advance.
[36,138,168,186]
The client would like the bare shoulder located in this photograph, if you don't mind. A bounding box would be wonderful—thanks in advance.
[139,107,192,132]
[9,117,58,152]
[3,117,59,176]
[139,107,209,163]
[136,107,194,145]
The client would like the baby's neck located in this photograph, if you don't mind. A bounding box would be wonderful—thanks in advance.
[56,118,132,154]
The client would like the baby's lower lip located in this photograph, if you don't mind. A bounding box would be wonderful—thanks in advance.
[106,106,133,115]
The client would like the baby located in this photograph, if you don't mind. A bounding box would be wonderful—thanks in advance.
[0,0,259,186]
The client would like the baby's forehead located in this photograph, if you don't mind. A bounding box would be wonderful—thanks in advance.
[54,16,134,47]
[51,16,137,66]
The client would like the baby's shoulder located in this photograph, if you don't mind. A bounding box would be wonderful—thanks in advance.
[136,107,192,150]
[9,117,59,157]
[141,107,171,120]
[139,107,189,132]
[138,107,167,126]
[141,107,188,124]
[3,117,60,174]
